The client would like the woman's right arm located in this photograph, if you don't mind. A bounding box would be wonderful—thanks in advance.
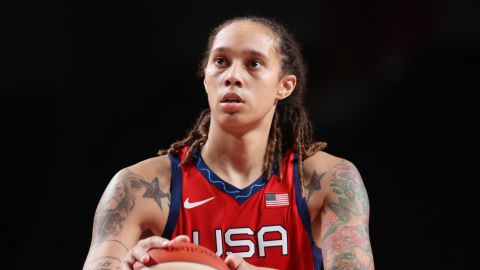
[83,158,173,270]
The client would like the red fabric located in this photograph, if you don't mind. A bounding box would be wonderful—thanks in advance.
[171,147,315,269]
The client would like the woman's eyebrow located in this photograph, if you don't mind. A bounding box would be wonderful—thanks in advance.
[212,47,268,59]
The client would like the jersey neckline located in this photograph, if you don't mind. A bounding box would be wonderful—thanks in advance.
[192,150,276,204]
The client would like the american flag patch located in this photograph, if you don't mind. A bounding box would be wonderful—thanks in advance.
[265,193,289,207]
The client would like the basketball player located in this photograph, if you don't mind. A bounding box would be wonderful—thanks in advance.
[83,17,374,270]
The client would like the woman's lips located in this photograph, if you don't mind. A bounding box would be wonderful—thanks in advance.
[221,91,245,103]
[220,91,245,113]
[220,101,244,113]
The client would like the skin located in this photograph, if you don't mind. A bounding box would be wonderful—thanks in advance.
[83,20,374,270]
[201,21,296,188]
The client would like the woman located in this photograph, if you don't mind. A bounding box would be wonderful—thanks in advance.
[83,16,374,270]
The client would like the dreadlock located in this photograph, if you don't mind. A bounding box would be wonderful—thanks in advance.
[158,108,211,165]
[159,16,327,196]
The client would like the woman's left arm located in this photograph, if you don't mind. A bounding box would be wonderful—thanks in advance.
[319,159,374,270]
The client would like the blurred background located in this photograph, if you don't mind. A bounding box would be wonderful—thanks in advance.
[1,0,478,269]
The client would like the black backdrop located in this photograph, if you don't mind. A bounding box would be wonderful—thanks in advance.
[2,0,478,269]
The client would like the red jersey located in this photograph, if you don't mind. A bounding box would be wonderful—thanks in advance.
[162,147,323,269]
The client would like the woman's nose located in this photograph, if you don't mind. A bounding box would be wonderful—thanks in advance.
[224,63,244,87]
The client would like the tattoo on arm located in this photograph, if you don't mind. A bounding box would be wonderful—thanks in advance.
[140,177,171,210]
[322,160,374,270]
[325,224,373,270]
[84,256,121,270]
[91,170,171,246]
[304,170,326,203]
[92,169,141,245]
[105,239,129,252]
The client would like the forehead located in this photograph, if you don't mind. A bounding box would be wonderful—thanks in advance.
[211,21,279,58]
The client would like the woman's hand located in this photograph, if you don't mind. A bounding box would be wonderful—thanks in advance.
[225,254,277,270]
[120,235,190,270]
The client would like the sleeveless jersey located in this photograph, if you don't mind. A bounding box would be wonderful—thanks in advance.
[162,147,323,269]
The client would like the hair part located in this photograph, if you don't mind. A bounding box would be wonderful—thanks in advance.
[160,16,326,196]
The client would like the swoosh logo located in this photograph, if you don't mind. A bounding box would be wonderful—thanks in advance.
[184,197,215,209]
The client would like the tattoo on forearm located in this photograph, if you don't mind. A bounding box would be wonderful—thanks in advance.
[105,239,129,251]
[330,250,371,270]
[91,169,171,246]
[325,225,373,270]
[323,160,374,270]
[84,256,121,270]
[304,170,326,203]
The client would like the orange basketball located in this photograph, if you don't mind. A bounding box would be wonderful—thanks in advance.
[133,242,229,270]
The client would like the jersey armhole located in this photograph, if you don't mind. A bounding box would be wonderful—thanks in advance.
[161,153,182,239]
[293,154,324,270]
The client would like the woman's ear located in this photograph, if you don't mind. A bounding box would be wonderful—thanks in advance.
[276,75,297,100]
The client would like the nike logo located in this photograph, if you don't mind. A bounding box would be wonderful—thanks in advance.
[184,197,215,209]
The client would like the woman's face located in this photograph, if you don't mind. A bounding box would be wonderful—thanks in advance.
[203,21,296,132]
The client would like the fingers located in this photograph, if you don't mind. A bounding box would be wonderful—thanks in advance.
[120,260,132,270]
[121,236,170,268]
[167,235,191,246]
[121,235,191,269]
[225,254,245,270]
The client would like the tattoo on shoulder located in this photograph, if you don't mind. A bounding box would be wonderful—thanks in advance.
[91,169,171,246]
[304,169,326,203]
[140,177,171,210]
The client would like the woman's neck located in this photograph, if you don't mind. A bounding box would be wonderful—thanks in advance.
[201,117,272,189]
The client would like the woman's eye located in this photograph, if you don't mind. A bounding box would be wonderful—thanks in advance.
[249,60,262,69]
[215,57,226,66]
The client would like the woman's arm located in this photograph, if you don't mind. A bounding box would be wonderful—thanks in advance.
[320,159,374,270]
[83,156,173,270]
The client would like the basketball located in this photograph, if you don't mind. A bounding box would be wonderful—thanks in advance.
[132,242,229,270]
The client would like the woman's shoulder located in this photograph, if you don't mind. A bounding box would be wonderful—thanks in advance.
[301,150,361,191]
[126,154,173,187]
[302,150,345,174]
[301,150,364,212]
[302,149,364,195]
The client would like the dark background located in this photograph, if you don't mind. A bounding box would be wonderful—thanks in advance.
[2,0,478,269]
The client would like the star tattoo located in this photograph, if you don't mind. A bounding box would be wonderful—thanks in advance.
[141,177,171,210]
[304,170,326,203]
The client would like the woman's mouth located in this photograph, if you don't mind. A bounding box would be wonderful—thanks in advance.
[220,91,245,104]
[220,92,245,113]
